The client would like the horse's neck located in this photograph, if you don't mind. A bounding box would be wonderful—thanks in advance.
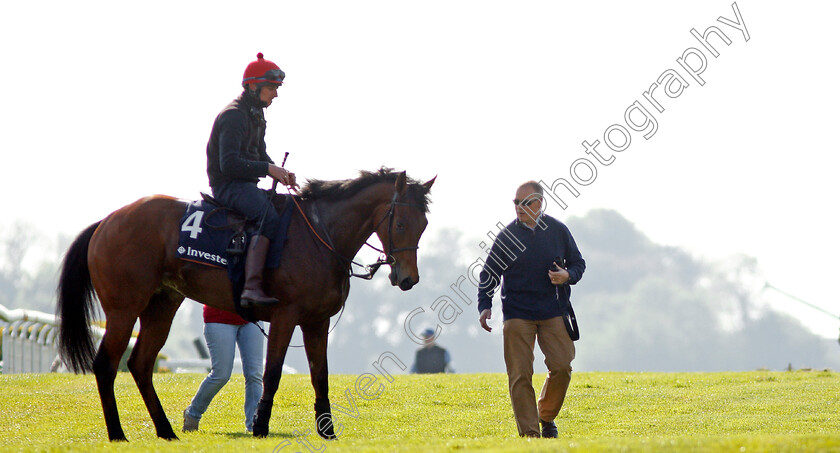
[311,184,392,260]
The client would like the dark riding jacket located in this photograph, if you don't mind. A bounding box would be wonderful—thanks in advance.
[206,92,274,188]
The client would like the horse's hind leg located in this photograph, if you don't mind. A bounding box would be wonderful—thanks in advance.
[302,319,336,440]
[127,291,184,440]
[92,312,137,442]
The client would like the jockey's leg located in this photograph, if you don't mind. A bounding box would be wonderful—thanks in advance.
[241,235,279,306]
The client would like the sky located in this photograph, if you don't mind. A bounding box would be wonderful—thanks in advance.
[2,1,839,339]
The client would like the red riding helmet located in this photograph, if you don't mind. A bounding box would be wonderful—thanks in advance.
[242,53,285,88]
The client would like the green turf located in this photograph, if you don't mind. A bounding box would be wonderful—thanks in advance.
[0,370,838,452]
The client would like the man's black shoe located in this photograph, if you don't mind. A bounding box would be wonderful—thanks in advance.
[540,419,558,438]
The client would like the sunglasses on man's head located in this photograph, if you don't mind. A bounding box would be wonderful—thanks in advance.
[513,198,541,207]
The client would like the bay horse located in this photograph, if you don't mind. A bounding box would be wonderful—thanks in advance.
[56,168,435,441]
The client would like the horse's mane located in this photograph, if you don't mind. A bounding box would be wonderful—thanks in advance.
[300,167,431,212]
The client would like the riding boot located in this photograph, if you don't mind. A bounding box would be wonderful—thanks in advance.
[241,235,279,307]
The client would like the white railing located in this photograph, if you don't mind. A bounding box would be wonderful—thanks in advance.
[1,304,63,373]
[0,303,131,374]
[1,303,297,375]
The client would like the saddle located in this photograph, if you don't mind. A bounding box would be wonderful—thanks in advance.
[177,191,294,321]
[198,190,290,252]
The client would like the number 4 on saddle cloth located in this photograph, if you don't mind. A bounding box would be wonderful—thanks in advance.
[176,192,294,320]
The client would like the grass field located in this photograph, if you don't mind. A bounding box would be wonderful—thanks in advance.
[1,370,838,452]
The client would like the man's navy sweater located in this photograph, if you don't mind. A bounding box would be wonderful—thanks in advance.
[477,215,585,321]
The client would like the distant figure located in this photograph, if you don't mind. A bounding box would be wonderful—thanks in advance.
[477,180,586,439]
[411,328,454,374]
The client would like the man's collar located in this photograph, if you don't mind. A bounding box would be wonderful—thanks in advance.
[516,218,539,231]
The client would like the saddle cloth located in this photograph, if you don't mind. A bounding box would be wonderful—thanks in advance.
[176,198,292,269]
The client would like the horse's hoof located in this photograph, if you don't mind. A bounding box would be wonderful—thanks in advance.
[318,431,337,440]
[316,420,336,440]
[314,400,335,440]
[253,426,269,438]
[157,426,179,441]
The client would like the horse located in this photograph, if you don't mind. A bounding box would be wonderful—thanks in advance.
[56,168,435,441]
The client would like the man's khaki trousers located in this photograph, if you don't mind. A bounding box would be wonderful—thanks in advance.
[503,316,575,437]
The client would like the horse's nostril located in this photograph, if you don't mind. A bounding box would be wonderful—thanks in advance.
[399,278,415,291]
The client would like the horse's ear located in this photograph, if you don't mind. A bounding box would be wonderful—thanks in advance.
[422,175,437,193]
[395,171,407,195]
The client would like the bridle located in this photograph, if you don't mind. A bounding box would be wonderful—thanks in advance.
[289,188,420,280]
[370,190,420,256]
[276,186,420,347]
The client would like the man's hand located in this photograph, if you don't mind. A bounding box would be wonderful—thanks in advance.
[479,308,493,332]
[548,268,570,285]
[268,164,298,189]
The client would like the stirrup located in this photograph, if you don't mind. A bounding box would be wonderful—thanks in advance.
[240,291,279,307]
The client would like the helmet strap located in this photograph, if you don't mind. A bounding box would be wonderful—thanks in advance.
[244,84,269,108]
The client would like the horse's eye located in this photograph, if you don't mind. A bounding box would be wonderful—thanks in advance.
[396,222,406,232]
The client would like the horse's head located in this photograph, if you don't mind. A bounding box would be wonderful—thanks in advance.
[373,171,435,291]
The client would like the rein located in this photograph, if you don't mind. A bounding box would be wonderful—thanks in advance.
[287,188,418,280]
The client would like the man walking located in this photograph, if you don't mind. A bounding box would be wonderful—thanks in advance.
[477,181,586,438]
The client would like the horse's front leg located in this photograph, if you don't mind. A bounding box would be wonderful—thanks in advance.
[302,318,336,440]
[253,310,297,438]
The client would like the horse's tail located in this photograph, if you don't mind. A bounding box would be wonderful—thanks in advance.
[56,221,102,374]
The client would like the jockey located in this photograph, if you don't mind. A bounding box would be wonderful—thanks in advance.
[206,53,298,307]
